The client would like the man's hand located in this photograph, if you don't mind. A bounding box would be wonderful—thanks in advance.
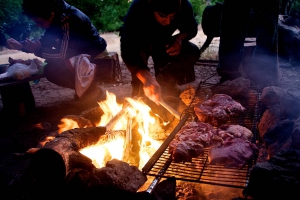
[136,69,162,105]
[6,38,41,53]
[166,33,188,56]
[6,38,23,50]
[23,38,41,53]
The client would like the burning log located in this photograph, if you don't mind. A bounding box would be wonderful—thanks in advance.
[63,115,93,127]
[104,96,141,130]
[30,127,107,183]
[80,106,103,126]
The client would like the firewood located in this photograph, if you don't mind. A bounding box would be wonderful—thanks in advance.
[30,127,107,183]
[60,114,94,129]
[80,106,104,126]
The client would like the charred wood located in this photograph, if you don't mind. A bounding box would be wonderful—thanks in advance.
[80,106,104,126]
[59,114,94,129]
[30,127,107,183]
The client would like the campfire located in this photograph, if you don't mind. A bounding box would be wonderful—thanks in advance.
[26,90,177,198]
[57,91,167,170]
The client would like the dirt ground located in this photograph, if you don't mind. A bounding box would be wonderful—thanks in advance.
[0,26,300,199]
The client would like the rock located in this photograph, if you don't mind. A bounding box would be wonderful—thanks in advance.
[257,104,281,139]
[93,159,147,193]
[279,92,300,119]
[260,86,286,108]
[292,117,300,149]
[263,119,294,157]
[244,148,300,199]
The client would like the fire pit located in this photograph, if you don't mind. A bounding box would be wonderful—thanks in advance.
[29,91,177,198]
[29,77,262,199]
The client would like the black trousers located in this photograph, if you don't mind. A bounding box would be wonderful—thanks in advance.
[43,57,114,90]
[123,41,200,97]
[218,0,279,86]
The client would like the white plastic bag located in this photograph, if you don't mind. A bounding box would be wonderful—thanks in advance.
[6,60,39,80]
[69,54,95,97]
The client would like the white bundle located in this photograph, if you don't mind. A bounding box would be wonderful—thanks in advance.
[4,60,39,80]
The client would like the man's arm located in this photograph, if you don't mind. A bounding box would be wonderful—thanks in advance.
[6,38,24,50]
[177,0,198,40]
[166,33,188,56]
[166,0,198,56]
[136,69,162,105]
[6,38,41,54]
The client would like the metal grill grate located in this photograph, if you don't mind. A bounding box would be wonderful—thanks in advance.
[143,83,261,190]
[145,147,254,188]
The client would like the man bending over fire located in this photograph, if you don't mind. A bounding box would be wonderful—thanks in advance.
[120,0,200,105]
[6,0,112,104]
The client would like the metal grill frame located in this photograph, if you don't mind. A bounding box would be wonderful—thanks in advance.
[142,82,261,190]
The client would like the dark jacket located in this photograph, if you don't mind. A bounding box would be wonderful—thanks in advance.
[120,0,198,75]
[35,1,107,60]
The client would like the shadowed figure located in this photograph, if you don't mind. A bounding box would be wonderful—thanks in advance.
[200,0,281,87]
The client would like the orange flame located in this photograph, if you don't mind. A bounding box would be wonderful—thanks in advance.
[58,91,166,169]
[57,118,80,134]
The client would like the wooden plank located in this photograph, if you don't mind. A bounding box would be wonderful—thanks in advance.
[0,74,45,88]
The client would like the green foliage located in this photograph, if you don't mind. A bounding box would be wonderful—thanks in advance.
[1,0,221,34]
[0,0,22,25]
[189,0,206,23]
[291,0,300,15]
[67,0,131,32]
[97,0,132,32]
[0,0,35,42]
[189,0,223,24]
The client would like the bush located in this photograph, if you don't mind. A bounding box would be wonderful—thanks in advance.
[190,0,224,24]
[67,0,131,32]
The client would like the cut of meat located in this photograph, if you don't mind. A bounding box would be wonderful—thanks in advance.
[169,139,204,163]
[208,137,258,168]
[217,124,253,141]
[168,121,216,163]
[174,121,216,147]
[194,94,246,126]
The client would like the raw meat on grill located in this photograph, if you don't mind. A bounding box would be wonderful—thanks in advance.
[194,94,246,126]
[217,124,253,141]
[169,139,204,163]
[168,121,216,163]
[175,121,216,146]
[208,137,258,168]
